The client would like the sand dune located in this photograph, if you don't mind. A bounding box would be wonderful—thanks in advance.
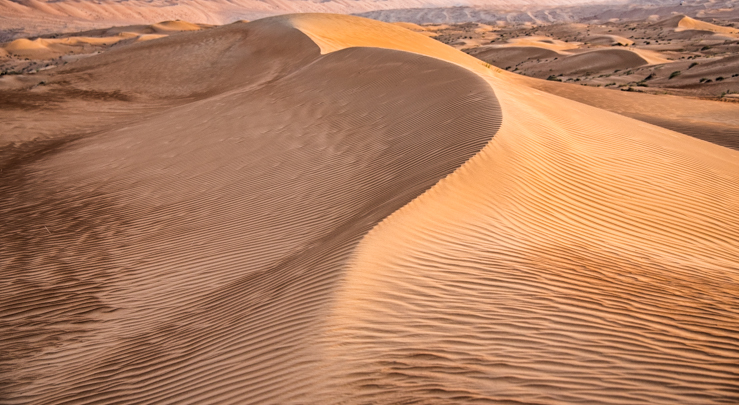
[503,35,580,51]
[586,34,633,46]
[527,48,651,76]
[654,14,739,39]
[676,15,739,35]
[2,12,739,405]
[0,0,603,40]
[3,36,127,59]
[469,46,562,68]
[0,21,207,60]
[0,16,501,403]
[284,15,739,403]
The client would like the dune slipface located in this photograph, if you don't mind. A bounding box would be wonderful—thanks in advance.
[2,13,739,405]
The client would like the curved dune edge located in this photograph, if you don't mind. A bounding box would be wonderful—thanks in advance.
[0,18,502,403]
[283,13,739,404]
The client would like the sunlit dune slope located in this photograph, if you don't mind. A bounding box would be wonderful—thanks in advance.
[1,13,739,405]
[0,16,500,403]
[285,13,739,404]
[515,74,739,150]
[676,15,739,35]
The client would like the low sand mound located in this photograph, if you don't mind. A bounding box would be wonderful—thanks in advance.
[533,48,650,76]
[3,37,54,58]
[134,33,168,42]
[586,34,633,46]
[504,35,580,51]
[2,13,739,405]
[469,45,561,68]
[151,20,203,32]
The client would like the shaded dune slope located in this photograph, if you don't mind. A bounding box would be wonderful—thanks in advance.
[0,20,501,403]
[54,20,321,99]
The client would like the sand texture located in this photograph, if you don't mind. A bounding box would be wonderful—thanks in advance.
[1,13,739,405]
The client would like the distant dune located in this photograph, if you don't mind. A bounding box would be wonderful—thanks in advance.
[1,12,739,405]
[469,46,562,68]
[0,0,607,38]
[662,14,739,35]
[542,48,650,74]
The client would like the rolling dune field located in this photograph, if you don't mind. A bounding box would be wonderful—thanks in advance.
[1,13,739,405]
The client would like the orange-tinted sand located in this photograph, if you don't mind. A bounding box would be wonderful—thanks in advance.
[1,13,738,405]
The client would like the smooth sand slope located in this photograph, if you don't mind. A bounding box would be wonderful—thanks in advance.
[1,13,739,405]
[517,75,739,150]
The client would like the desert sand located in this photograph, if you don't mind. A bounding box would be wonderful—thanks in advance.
[1,12,739,405]
[430,15,739,98]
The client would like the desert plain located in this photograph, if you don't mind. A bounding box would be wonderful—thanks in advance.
[1,2,739,404]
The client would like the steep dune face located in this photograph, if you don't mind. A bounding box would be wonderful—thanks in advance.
[0,19,500,403]
[2,12,739,405]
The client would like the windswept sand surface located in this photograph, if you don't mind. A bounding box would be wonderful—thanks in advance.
[2,13,739,405]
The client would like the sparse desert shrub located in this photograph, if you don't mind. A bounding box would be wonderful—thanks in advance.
[669,71,681,79]
[546,75,562,82]
[716,76,725,81]
[688,62,698,69]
